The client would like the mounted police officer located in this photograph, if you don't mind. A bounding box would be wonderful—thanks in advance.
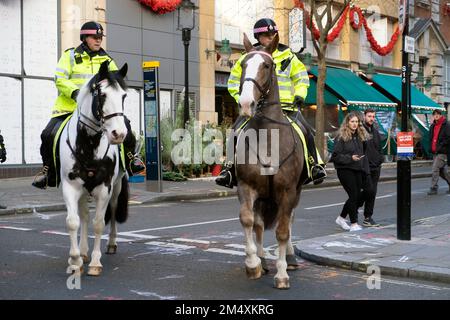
[32,21,144,189]
[215,18,326,188]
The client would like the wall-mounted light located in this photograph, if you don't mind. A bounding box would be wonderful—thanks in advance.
[301,52,312,71]
[366,62,375,80]
[205,39,232,67]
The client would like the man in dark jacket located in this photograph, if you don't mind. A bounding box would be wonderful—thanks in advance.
[0,131,7,209]
[427,109,450,195]
[358,109,384,227]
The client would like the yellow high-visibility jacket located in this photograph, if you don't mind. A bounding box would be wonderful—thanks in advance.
[52,44,118,118]
[227,43,309,110]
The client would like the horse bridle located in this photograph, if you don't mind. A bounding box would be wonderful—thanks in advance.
[241,50,275,105]
[78,78,125,134]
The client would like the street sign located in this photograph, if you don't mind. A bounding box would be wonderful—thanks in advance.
[398,0,406,32]
[289,7,306,53]
[143,61,162,192]
[397,131,414,156]
[404,35,415,54]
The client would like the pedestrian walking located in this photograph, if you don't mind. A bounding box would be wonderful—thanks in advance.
[0,131,7,209]
[427,109,450,195]
[358,109,384,227]
[330,112,369,232]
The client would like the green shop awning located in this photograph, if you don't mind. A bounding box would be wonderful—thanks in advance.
[305,77,340,106]
[371,73,444,114]
[309,66,397,111]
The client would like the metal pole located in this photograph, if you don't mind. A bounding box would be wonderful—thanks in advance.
[397,0,411,240]
[182,28,191,128]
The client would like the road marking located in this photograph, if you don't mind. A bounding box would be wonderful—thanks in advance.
[225,243,246,249]
[128,217,239,233]
[0,225,32,231]
[118,231,160,240]
[145,241,195,250]
[173,238,213,244]
[205,248,247,256]
[304,194,393,210]
[189,198,235,203]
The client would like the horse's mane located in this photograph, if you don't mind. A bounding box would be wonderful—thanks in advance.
[77,69,128,104]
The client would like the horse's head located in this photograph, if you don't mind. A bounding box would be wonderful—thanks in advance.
[84,61,129,144]
[239,32,278,117]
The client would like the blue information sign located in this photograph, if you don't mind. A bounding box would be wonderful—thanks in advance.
[143,61,162,191]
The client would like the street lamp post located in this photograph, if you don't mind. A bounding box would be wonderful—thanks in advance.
[398,0,411,240]
[177,0,198,128]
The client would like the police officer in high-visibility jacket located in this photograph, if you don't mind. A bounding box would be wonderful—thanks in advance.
[215,18,326,188]
[32,21,144,189]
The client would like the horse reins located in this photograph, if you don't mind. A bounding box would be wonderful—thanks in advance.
[241,50,300,170]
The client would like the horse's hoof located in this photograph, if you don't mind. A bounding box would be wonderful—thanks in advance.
[286,254,298,271]
[105,245,117,254]
[87,266,103,276]
[81,255,89,263]
[246,264,263,280]
[274,277,290,289]
[259,257,269,274]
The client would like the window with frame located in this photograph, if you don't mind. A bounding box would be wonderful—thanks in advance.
[215,0,274,45]
[444,55,450,98]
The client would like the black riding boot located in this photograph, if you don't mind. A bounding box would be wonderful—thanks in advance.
[215,116,247,189]
[288,111,326,185]
[123,117,145,176]
[32,117,65,189]
[215,162,237,188]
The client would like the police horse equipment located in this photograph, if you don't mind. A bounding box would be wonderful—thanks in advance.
[236,34,307,289]
[60,61,129,276]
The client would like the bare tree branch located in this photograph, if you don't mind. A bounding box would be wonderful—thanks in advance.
[328,0,350,31]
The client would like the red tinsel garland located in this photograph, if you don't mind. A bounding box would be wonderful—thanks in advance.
[138,0,182,15]
[362,19,400,56]
[349,7,363,30]
[293,0,399,56]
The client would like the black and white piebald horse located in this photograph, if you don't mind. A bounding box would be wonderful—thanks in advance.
[60,61,129,276]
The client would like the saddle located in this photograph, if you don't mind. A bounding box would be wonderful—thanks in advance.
[236,114,318,182]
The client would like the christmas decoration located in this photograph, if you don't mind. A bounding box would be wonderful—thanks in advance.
[138,0,182,15]
[349,6,363,30]
[293,0,400,56]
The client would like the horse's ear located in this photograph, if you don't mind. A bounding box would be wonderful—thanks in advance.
[266,33,279,55]
[98,60,110,81]
[118,63,128,79]
[243,33,253,53]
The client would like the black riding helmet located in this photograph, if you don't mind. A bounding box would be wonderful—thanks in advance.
[253,18,278,40]
[80,21,105,42]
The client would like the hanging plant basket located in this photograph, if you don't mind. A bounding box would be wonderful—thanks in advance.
[138,0,182,15]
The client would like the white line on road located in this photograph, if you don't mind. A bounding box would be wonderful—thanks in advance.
[304,194,393,210]
[205,248,247,256]
[127,217,239,233]
[0,225,32,231]
[145,241,195,250]
[173,238,213,244]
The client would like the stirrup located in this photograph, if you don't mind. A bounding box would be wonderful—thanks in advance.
[215,170,234,188]
[32,166,50,189]
[127,152,146,175]
[311,164,327,185]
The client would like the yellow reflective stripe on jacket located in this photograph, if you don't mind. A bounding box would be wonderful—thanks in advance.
[52,47,118,118]
[227,46,309,106]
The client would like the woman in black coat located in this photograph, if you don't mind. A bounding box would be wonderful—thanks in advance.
[330,112,369,231]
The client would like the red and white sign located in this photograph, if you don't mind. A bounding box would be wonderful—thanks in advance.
[397,132,414,154]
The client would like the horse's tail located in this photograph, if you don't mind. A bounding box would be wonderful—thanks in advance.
[105,175,129,225]
[253,198,278,230]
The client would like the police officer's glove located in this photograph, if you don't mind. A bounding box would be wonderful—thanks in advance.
[294,95,304,110]
[71,89,80,101]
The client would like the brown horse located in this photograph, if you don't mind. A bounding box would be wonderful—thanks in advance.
[235,33,307,289]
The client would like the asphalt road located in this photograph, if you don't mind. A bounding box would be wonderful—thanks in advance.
[1,177,450,301]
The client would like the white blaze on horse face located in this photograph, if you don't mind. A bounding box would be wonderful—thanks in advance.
[239,54,264,117]
[101,82,128,145]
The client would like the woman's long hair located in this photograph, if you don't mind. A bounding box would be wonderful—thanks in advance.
[338,112,369,142]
